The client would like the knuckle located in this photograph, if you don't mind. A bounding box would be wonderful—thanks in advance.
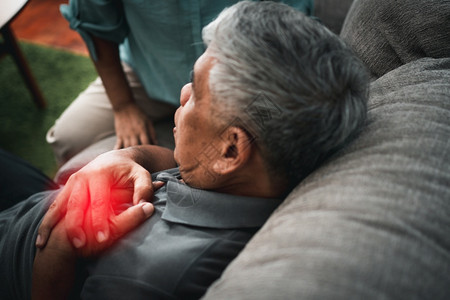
[48,200,58,211]
[91,198,104,210]
[91,215,104,228]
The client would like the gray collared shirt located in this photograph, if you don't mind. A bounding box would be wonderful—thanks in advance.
[80,168,281,299]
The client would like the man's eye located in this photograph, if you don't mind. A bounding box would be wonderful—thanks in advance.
[189,70,194,83]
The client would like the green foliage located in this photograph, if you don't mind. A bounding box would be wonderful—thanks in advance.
[0,42,97,177]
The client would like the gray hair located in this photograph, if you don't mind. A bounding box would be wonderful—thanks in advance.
[202,1,368,191]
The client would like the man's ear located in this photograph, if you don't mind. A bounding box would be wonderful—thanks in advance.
[212,126,253,175]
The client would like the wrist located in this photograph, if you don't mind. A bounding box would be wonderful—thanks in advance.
[112,100,135,112]
[128,145,176,172]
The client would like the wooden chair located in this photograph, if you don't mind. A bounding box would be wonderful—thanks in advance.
[0,0,46,109]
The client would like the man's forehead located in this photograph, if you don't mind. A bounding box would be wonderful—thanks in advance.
[192,51,215,100]
[191,69,200,99]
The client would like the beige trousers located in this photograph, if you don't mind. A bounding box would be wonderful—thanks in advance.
[46,63,177,165]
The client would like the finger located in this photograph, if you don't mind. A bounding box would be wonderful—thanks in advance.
[132,171,153,205]
[124,136,136,148]
[114,137,123,150]
[89,177,112,244]
[139,131,150,146]
[138,181,165,204]
[153,181,165,191]
[111,203,154,239]
[36,186,71,248]
[130,135,139,146]
[147,123,158,145]
[64,180,89,248]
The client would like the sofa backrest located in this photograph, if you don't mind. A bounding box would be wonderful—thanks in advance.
[314,0,354,34]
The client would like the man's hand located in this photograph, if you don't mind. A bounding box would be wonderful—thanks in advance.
[36,149,164,249]
[32,201,154,300]
[113,103,157,149]
[72,199,155,257]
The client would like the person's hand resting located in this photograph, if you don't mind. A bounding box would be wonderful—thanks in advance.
[36,148,166,250]
[113,102,158,149]
[32,195,155,300]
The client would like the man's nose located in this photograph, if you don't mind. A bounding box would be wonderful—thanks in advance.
[179,83,192,107]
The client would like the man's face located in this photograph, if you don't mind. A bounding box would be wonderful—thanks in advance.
[173,50,221,189]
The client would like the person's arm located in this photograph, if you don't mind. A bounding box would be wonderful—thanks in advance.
[32,220,77,300]
[32,201,155,300]
[36,145,176,249]
[91,35,158,148]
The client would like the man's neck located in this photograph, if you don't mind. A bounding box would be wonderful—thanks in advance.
[212,154,286,199]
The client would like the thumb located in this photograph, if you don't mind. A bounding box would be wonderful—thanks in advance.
[36,186,71,248]
[132,172,153,205]
[137,181,165,204]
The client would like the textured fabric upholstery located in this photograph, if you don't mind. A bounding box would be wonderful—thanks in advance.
[314,0,354,34]
[340,0,450,79]
[54,135,116,185]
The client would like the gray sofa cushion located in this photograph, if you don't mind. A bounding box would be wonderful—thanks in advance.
[202,57,450,299]
[314,0,354,34]
[340,0,450,79]
[54,135,116,185]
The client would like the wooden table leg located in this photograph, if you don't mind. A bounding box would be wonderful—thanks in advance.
[1,25,46,109]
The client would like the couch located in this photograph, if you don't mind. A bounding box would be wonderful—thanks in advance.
[202,0,450,299]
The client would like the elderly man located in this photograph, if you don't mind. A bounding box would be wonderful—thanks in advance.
[0,1,368,299]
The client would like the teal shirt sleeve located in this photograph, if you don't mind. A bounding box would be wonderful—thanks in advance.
[60,0,129,61]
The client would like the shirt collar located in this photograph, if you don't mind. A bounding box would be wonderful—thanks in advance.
[153,170,282,229]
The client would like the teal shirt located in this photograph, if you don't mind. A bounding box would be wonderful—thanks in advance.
[60,0,313,106]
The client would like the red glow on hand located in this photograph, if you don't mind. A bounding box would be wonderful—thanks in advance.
[67,185,136,255]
